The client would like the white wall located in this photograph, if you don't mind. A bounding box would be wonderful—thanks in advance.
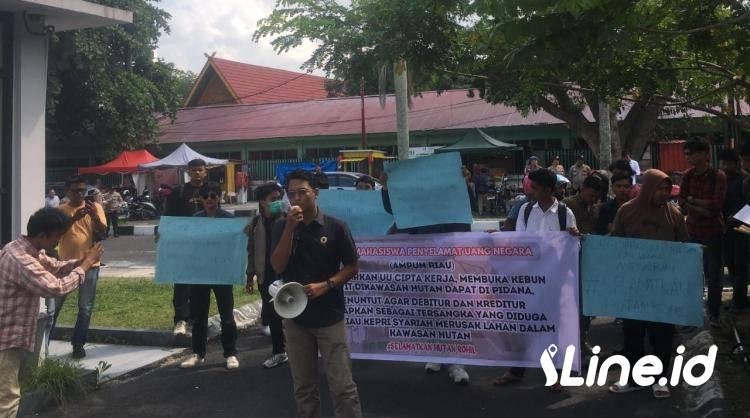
[11,13,47,236]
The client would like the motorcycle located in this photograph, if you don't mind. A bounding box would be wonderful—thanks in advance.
[122,189,160,220]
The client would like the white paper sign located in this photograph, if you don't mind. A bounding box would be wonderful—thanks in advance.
[733,205,750,225]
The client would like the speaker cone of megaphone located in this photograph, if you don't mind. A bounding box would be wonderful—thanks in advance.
[269,280,308,319]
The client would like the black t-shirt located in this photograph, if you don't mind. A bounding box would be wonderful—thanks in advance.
[165,182,205,217]
[271,210,358,328]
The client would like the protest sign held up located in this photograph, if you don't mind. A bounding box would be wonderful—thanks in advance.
[345,232,581,371]
[318,189,393,237]
[581,235,704,327]
[155,216,248,285]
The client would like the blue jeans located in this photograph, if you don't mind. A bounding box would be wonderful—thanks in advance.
[48,267,100,347]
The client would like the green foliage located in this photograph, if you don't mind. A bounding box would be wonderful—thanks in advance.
[254,0,470,95]
[47,0,195,156]
[22,358,86,406]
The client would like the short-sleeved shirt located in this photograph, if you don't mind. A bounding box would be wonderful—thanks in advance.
[516,199,577,232]
[271,209,358,327]
[58,202,107,265]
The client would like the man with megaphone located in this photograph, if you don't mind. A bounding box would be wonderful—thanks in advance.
[271,169,363,418]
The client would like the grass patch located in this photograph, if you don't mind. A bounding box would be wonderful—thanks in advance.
[21,358,87,405]
[56,278,257,330]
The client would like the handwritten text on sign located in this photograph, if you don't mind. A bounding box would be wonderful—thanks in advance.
[581,235,703,327]
[345,232,580,370]
[155,216,248,285]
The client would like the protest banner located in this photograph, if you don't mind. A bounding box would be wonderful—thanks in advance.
[733,204,750,225]
[581,235,703,327]
[155,216,248,285]
[318,190,393,236]
[345,232,580,370]
[384,152,473,228]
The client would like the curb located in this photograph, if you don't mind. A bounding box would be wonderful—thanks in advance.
[678,319,725,418]
[51,300,262,347]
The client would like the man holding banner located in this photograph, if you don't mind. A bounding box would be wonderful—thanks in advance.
[180,182,239,370]
[608,169,689,399]
[271,169,362,418]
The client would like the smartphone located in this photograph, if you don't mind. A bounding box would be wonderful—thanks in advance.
[84,195,95,203]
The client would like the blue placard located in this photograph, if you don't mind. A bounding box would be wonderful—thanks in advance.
[155,216,248,285]
[318,190,393,237]
[385,152,473,228]
[581,235,704,326]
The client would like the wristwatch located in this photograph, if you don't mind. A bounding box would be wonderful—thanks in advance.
[326,279,336,290]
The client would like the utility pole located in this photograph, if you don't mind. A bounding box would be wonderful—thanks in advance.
[394,60,410,160]
[360,76,367,149]
[598,100,612,170]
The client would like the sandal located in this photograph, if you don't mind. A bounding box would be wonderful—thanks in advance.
[493,372,522,386]
[652,383,671,399]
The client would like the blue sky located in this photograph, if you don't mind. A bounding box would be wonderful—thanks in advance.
[156,0,318,74]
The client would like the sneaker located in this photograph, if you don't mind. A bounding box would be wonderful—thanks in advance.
[447,364,469,385]
[261,326,271,336]
[425,362,442,373]
[180,354,205,368]
[173,320,188,336]
[226,356,240,370]
[263,353,288,369]
[71,345,86,359]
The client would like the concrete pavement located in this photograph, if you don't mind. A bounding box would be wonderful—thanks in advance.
[38,319,687,418]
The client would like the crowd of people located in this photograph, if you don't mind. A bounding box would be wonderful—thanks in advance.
[1,137,748,417]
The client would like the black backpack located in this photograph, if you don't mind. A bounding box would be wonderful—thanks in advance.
[522,201,567,231]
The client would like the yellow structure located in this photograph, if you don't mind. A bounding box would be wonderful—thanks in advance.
[338,149,395,176]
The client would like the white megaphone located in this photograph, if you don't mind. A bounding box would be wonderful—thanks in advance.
[269,280,308,319]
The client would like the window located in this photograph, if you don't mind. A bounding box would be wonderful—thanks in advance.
[338,175,357,188]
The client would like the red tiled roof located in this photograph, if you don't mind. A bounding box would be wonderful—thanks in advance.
[210,57,328,105]
[159,89,565,144]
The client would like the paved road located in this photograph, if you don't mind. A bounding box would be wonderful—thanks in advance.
[99,235,156,278]
[39,319,686,418]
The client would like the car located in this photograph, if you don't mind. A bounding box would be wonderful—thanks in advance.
[323,171,383,190]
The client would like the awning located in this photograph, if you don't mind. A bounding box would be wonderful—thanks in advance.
[139,143,228,169]
[78,149,159,174]
[435,128,521,154]
[340,158,365,163]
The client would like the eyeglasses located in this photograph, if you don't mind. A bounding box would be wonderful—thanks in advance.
[201,192,219,200]
[286,188,312,198]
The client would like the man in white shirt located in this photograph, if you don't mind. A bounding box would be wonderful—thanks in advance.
[493,168,578,390]
[516,169,578,234]
[625,153,642,185]
[45,189,60,208]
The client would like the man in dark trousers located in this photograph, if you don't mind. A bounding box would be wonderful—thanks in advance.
[163,158,207,336]
[271,169,362,418]
[718,149,749,310]
[248,182,288,369]
[180,182,239,370]
[679,139,727,326]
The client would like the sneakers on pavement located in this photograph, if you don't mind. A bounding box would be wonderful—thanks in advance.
[425,362,442,373]
[447,364,469,385]
[173,320,188,336]
[180,354,205,368]
[226,356,240,370]
[71,345,86,359]
[261,326,271,337]
[263,353,288,369]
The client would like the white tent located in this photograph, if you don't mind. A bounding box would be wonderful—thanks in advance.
[139,143,228,169]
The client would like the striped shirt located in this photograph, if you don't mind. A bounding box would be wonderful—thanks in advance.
[0,236,84,351]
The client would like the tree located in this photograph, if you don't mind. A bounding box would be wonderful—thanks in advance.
[470,0,750,159]
[254,0,470,96]
[47,0,194,156]
[256,0,750,160]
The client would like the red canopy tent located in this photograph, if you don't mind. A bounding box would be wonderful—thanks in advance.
[78,149,158,174]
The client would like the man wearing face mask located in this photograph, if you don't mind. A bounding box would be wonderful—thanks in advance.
[247,182,288,369]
